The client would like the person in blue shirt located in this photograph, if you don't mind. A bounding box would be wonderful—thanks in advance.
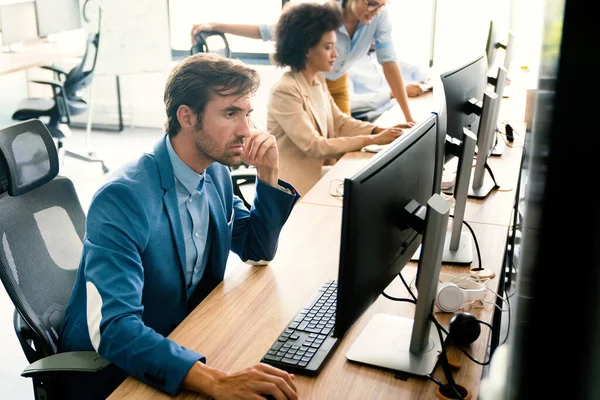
[349,45,432,121]
[191,0,416,124]
[58,53,300,400]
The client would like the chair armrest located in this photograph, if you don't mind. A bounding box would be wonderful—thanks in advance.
[21,351,110,378]
[13,310,43,364]
[230,168,257,209]
[28,80,72,125]
[29,79,65,89]
[40,65,68,81]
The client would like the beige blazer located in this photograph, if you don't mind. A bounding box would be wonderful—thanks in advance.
[267,71,376,196]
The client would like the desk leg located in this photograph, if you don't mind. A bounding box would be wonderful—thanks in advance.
[85,79,95,151]
[73,75,123,132]
[116,75,123,131]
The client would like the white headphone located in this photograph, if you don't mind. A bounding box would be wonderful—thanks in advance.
[436,273,487,313]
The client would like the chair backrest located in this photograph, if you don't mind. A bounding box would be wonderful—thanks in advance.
[63,31,100,98]
[0,119,86,361]
[191,30,231,58]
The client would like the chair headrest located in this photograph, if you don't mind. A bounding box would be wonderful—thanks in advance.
[0,119,59,197]
[191,31,231,58]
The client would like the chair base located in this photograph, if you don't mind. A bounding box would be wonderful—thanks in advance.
[63,149,109,174]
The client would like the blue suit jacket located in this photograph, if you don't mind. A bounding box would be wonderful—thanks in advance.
[59,135,300,395]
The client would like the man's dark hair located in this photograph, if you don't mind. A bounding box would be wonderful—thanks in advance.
[272,2,343,71]
[164,53,260,137]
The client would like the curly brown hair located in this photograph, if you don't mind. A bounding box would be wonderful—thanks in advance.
[164,53,260,137]
[272,1,343,71]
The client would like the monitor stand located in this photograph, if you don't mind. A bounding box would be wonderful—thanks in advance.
[468,90,499,199]
[348,193,450,377]
[346,313,442,376]
[490,131,505,156]
[2,43,26,53]
[412,230,473,265]
[467,171,496,198]
[413,128,477,265]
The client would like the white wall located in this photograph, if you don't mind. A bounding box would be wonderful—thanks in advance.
[432,0,497,72]
[3,0,545,131]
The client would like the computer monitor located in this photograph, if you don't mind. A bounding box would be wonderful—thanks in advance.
[485,20,497,70]
[439,53,488,165]
[488,65,508,156]
[35,0,82,37]
[336,113,451,376]
[0,1,38,50]
[465,88,498,198]
[486,19,516,73]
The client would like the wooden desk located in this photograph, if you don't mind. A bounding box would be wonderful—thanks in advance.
[109,203,508,400]
[110,87,523,400]
[0,34,85,76]
[300,124,525,228]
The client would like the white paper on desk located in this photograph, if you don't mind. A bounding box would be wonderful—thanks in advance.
[362,144,388,153]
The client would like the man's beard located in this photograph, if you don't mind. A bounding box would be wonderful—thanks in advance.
[194,128,245,167]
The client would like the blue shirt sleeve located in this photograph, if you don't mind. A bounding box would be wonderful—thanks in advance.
[373,8,397,64]
[258,23,275,42]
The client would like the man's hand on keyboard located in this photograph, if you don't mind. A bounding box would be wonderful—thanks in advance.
[183,361,297,400]
[213,363,297,400]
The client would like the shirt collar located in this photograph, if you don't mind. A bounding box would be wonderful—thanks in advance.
[165,135,205,194]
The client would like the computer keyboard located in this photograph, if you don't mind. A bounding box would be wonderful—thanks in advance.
[260,279,339,376]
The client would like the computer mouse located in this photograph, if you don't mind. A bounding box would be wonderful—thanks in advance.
[448,312,481,346]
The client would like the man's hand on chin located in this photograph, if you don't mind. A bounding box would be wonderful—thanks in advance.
[242,131,279,187]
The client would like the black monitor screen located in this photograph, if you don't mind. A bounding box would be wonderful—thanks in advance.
[486,20,497,70]
[35,0,82,37]
[335,113,439,338]
[440,54,487,162]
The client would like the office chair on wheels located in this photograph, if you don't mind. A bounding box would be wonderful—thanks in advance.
[0,119,110,400]
[230,162,258,209]
[192,31,258,208]
[11,16,108,174]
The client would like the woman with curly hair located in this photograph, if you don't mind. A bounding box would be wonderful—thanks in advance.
[191,0,416,123]
[267,1,410,195]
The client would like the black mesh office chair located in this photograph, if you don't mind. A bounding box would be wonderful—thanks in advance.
[191,30,232,58]
[192,31,257,208]
[0,119,109,400]
[12,15,108,174]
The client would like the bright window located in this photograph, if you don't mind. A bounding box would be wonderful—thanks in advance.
[168,0,281,54]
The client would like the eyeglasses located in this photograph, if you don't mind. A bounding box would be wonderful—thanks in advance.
[362,0,387,12]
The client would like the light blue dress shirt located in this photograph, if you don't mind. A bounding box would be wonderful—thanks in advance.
[166,137,211,298]
[258,1,397,80]
[349,51,431,120]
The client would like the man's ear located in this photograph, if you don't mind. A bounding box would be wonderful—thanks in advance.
[176,105,197,130]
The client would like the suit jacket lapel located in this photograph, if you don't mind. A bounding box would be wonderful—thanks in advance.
[292,71,327,137]
[153,136,187,278]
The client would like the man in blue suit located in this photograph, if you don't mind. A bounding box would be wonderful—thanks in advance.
[59,53,300,399]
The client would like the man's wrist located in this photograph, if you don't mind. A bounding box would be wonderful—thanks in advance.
[257,167,279,187]
[182,361,226,397]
